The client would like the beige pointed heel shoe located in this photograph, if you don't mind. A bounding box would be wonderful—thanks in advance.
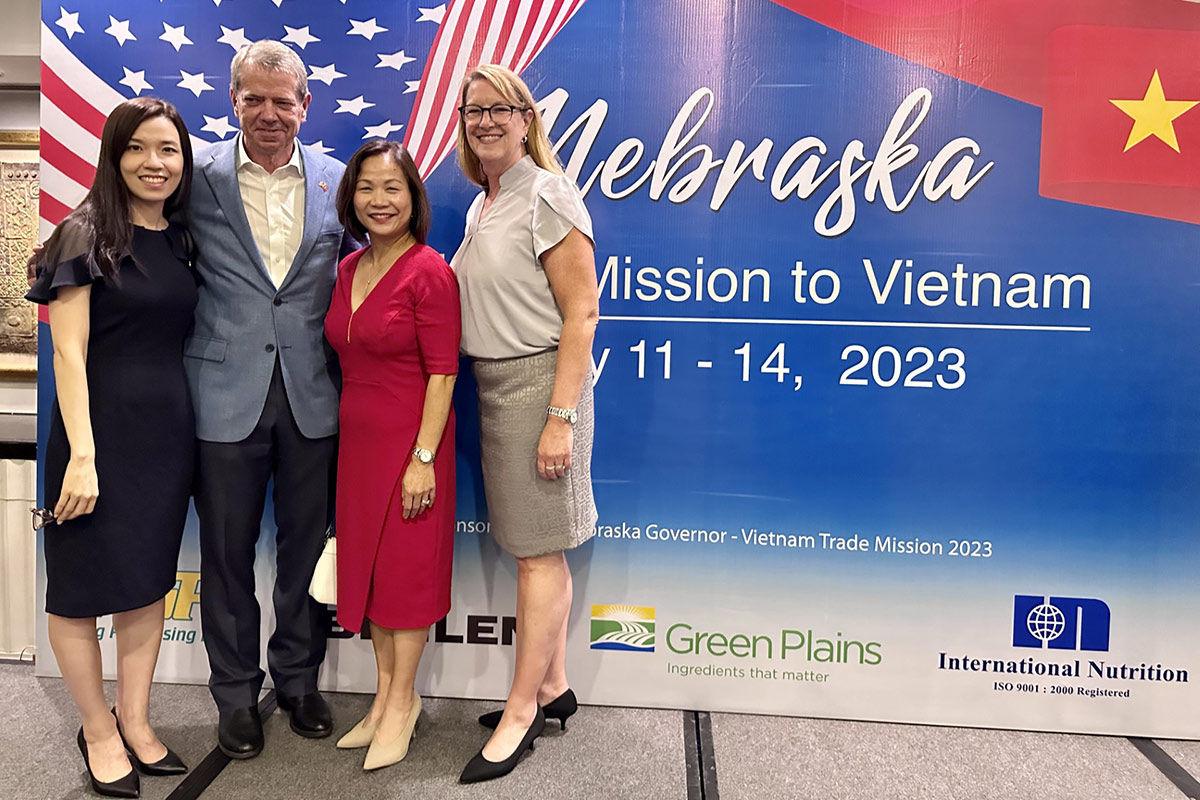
[362,694,421,771]
[336,716,379,749]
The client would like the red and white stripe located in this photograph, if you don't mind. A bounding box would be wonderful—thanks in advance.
[39,22,123,240]
[403,0,589,179]
[36,25,123,322]
[40,24,208,240]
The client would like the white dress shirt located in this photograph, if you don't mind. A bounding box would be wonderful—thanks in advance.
[235,135,306,287]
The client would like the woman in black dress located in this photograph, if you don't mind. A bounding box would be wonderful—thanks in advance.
[27,97,197,798]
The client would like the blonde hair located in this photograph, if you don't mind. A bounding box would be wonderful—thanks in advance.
[455,64,563,188]
[230,40,308,101]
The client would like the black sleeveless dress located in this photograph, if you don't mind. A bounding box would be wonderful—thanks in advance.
[28,223,198,618]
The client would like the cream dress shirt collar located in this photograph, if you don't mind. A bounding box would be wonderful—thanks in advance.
[235,135,306,178]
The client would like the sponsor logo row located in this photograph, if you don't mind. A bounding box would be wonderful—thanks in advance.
[590,595,1117,655]
[589,596,1189,685]
[153,577,1192,686]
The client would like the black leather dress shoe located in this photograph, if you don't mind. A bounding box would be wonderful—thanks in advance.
[276,692,332,738]
[217,707,264,759]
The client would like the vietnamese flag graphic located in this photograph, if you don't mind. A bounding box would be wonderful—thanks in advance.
[1041,26,1200,226]
[772,0,1200,226]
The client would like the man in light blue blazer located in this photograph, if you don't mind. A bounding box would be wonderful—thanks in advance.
[185,40,352,759]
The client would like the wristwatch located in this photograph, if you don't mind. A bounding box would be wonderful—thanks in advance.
[547,406,578,425]
[412,447,435,464]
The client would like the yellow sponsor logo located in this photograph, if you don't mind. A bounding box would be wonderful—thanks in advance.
[164,571,201,621]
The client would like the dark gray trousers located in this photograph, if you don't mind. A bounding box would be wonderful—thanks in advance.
[195,363,336,712]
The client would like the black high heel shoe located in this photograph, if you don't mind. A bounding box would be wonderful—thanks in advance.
[459,707,545,784]
[112,708,188,777]
[478,688,578,731]
[76,727,140,798]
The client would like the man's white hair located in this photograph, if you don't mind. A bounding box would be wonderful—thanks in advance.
[230,40,308,100]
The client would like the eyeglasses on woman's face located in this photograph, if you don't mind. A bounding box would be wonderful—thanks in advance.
[457,104,526,125]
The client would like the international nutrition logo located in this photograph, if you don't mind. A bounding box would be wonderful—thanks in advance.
[1012,594,1110,652]
[590,604,655,652]
[937,592,1188,684]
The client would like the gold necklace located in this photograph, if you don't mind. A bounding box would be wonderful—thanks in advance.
[347,233,415,343]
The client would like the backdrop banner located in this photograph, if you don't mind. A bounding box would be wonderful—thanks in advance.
[35,0,1200,739]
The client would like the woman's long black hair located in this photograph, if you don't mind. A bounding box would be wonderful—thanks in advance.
[34,96,193,280]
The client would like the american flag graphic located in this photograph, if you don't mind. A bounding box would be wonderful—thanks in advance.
[405,0,587,177]
[39,0,588,244]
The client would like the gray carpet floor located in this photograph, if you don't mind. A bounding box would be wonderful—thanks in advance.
[0,662,1193,800]
[711,713,1184,800]
[204,694,683,800]
[0,662,217,800]
[1158,740,1200,789]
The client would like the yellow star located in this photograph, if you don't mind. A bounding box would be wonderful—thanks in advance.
[1110,70,1199,153]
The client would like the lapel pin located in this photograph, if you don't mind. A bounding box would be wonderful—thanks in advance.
[318,181,328,192]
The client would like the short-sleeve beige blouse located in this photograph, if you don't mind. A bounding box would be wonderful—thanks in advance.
[451,155,593,360]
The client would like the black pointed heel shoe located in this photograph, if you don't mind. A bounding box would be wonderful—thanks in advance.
[478,688,578,731]
[112,709,188,777]
[459,708,545,784]
[77,727,140,798]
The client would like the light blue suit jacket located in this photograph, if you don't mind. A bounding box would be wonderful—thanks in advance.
[184,138,349,443]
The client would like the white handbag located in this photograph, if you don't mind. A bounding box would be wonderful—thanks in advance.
[308,526,337,605]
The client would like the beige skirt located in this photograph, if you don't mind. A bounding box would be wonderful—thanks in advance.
[473,349,597,557]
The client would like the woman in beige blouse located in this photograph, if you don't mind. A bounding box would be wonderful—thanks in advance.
[450,64,599,784]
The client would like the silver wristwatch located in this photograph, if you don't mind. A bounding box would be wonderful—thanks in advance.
[547,406,578,425]
[412,447,435,464]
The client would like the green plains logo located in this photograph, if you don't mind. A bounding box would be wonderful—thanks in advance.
[590,604,655,652]
[665,623,883,664]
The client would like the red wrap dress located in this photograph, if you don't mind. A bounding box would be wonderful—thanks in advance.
[324,244,460,632]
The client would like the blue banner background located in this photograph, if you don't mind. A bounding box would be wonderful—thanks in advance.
[34,0,1200,737]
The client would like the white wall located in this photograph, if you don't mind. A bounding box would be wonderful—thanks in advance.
[0,379,36,417]
[0,0,38,57]
[0,0,40,659]
[0,92,39,131]
[0,460,36,659]
[0,0,39,92]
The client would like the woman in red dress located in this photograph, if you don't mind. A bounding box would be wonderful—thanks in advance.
[323,140,460,771]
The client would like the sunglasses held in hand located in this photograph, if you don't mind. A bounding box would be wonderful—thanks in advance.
[31,507,57,530]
